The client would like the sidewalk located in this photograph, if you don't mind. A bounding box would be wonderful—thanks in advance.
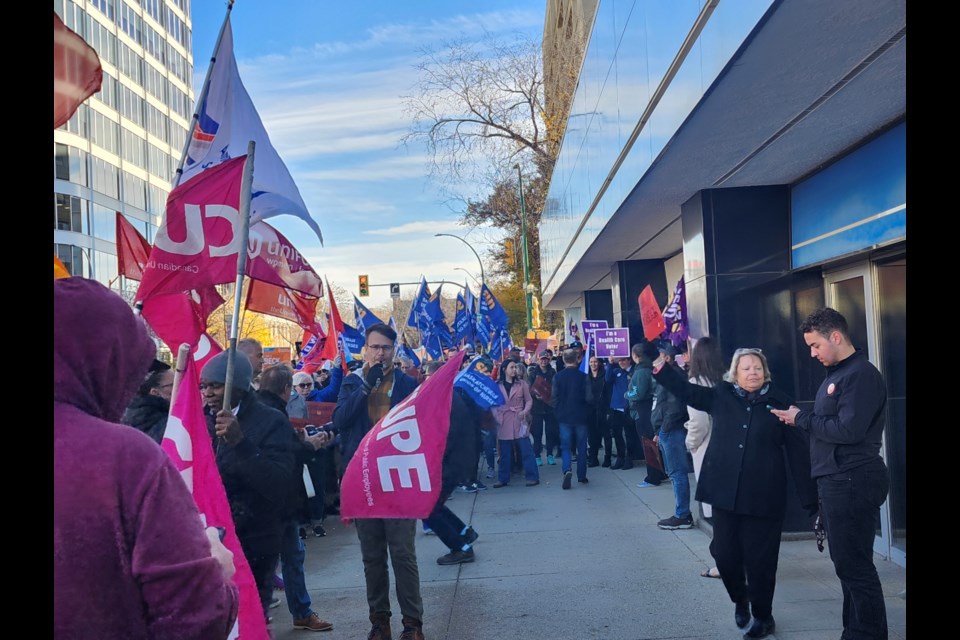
[270,462,906,639]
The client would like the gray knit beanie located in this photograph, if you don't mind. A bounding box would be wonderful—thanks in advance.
[200,350,253,390]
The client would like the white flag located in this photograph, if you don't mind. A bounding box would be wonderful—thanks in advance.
[182,17,324,244]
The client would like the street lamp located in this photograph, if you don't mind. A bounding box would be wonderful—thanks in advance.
[434,233,485,287]
[454,267,481,287]
[514,164,533,333]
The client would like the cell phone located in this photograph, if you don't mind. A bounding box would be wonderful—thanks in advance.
[305,425,321,436]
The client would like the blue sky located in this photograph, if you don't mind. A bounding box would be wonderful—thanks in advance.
[190,1,546,306]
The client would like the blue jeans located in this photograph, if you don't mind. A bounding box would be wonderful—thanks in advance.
[818,463,889,639]
[559,423,589,481]
[481,429,497,470]
[498,437,539,483]
[280,520,313,619]
[659,428,691,519]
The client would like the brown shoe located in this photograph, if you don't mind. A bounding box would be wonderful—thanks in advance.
[368,612,392,640]
[398,616,424,640]
[292,612,333,631]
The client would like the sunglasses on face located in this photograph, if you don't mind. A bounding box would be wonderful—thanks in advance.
[296,383,313,389]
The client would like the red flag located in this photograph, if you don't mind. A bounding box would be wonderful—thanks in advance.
[319,279,348,372]
[245,279,321,334]
[246,222,323,297]
[341,351,465,519]
[141,287,225,372]
[116,212,153,280]
[136,156,247,303]
[54,12,102,129]
[638,285,666,341]
[161,358,268,640]
[297,329,328,374]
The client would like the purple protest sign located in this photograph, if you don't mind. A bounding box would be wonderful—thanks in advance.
[593,328,631,358]
[580,320,608,338]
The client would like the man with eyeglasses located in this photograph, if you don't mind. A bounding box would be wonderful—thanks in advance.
[199,349,295,623]
[332,323,425,640]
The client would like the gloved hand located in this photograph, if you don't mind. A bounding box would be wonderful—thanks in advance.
[333,352,343,368]
[365,363,385,390]
[642,340,660,362]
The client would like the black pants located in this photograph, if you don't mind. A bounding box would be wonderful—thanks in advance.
[606,410,632,462]
[530,413,560,457]
[710,507,783,620]
[818,464,889,640]
[423,486,470,553]
[587,408,606,463]
[248,552,281,619]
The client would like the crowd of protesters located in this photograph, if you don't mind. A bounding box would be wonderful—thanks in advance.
[54,277,889,640]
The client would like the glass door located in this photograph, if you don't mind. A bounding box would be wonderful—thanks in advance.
[824,260,905,567]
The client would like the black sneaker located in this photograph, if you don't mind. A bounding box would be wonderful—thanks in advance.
[298,527,308,540]
[562,471,573,490]
[657,515,694,530]
[436,548,475,565]
[463,526,479,545]
[578,477,589,484]
[313,524,326,537]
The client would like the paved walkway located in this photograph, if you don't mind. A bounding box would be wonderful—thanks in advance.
[269,462,907,639]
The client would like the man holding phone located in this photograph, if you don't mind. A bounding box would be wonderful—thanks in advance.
[771,308,890,640]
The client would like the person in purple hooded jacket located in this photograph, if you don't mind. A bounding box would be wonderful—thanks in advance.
[54,277,238,640]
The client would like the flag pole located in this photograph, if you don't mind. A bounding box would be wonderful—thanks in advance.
[221,141,256,408]
[172,0,236,189]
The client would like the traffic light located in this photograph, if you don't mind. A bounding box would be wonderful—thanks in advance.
[358,274,370,297]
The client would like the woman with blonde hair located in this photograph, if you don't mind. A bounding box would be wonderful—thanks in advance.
[649,345,817,639]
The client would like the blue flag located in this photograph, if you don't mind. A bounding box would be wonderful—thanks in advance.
[454,292,470,344]
[476,284,508,349]
[406,276,432,332]
[397,342,421,368]
[354,296,384,333]
[488,327,513,361]
[454,358,504,410]
[579,332,592,373]
[340,321,366,359]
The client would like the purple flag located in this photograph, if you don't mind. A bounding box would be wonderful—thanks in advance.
[661,276,689,348]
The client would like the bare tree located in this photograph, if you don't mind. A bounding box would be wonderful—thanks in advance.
[402,33,552,184]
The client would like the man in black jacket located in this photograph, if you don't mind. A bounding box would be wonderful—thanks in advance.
[200,349,295,621]
[256,365,334,632]
[552,349,591,488]
[332,323,424,640]
[528,351,559,465]
[772,308,890,640]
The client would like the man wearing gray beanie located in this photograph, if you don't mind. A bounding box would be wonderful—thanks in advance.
[200,348,294,623]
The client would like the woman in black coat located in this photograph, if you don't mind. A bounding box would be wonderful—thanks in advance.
[651,346,817,640]
[584,356,609,467]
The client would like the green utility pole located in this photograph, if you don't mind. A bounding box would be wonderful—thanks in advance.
[515,164,533,332]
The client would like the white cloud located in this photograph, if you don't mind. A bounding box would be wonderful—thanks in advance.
[363,220,463,236]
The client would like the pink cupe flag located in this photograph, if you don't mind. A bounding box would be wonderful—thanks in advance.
[140,288,225,372]
[162,359,269,640]
[340,351,466,520]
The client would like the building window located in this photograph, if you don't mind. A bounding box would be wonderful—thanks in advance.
[123,172,148,210]
[118,42,143,85]
[95,251,119,288]
[147,104,169,145]
[120,84,145,127]
[120,1,142,45]
[55,193,88,233]
[144,62,168,103]
[122,129,147,169]
[141,0,163,25]
[54,143,89,186]
[89,0,115,23]
[55,143,70,181]
[92,157,121,199]
[86,14,117,66]
[91,204,117,242]
[56,244,89,279]
[95,71,119,110]
[147,184,168,216]
[91,110,120,155]
[169,122,187,155]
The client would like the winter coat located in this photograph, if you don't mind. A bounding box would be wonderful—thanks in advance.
[653,363,817,519]
[54,277,237,640]
[552,367,590,425]
[121,394,170,444]
[527,365,555,415]
[492,378,533,440]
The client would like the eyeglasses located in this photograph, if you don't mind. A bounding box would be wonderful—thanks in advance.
[366,344,394,352]
[198,382,224,391]
[296,383,313,389]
